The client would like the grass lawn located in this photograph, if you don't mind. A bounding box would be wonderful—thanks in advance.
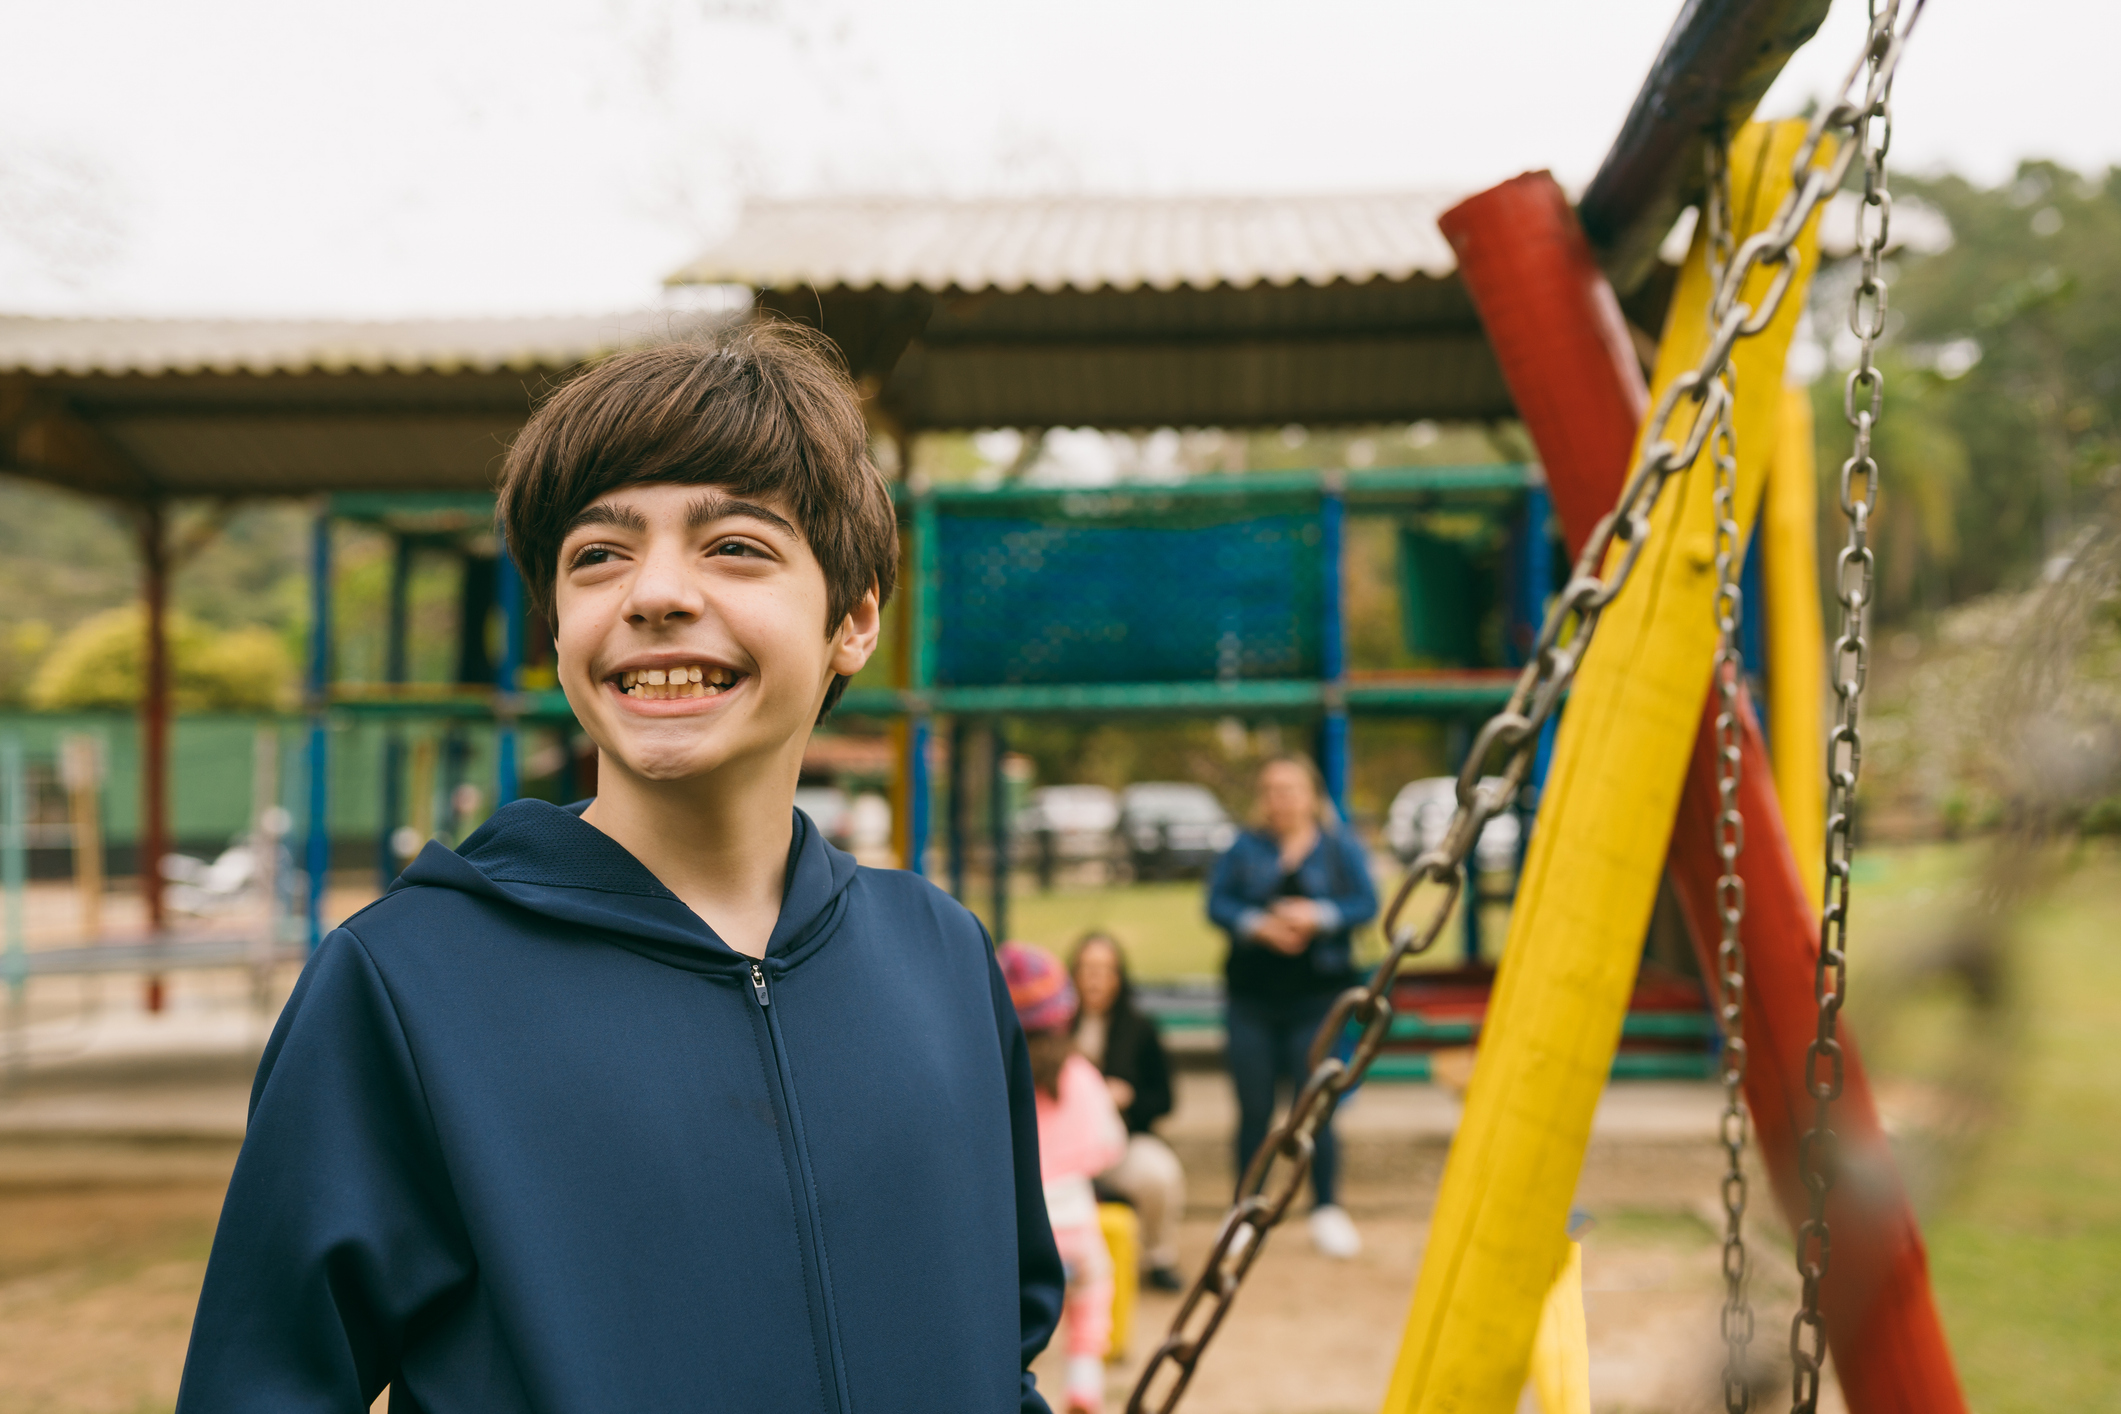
[977,842,2121,1406]
[1884,844,2121,1410]
[963,861,1499,982]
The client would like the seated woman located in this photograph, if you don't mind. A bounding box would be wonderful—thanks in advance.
[1069,931,1188,1292]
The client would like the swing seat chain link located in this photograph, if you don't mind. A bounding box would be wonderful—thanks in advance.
[1704,123,1757,1414]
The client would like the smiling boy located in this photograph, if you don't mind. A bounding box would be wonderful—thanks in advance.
[177,323,1065,1413]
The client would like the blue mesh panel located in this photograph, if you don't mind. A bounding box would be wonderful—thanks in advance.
[934,509,1323,686]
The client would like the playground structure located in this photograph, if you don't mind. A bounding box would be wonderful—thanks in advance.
[0,0,1972,1409]
[1120,2,1962,1412]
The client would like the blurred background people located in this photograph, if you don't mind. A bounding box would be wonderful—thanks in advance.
[1206,754,1378,1259]
[1068,930,1186,1291]
[1002,941,1127,1414]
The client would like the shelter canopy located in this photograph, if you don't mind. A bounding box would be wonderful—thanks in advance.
[0,307,732,500]
[666,192,1516,433]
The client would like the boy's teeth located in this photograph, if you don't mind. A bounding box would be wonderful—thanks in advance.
[620,664,738,698]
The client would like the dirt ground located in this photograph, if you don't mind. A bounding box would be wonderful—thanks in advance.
[0,877,1849,1414]
[1033,1177,1837,1414]
[0,1133,1841,1414]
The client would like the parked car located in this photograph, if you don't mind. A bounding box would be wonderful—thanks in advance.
[1115,782,1238,880]
[794,785,854,851]
[1015,784,1120,887]
[1383,776,1522,876]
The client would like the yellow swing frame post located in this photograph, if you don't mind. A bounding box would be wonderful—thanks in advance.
[1380,120,1828,1414]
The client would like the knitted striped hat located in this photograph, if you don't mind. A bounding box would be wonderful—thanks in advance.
[997,941,1078,1033]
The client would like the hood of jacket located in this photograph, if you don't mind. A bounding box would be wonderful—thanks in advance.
[391,798,858,975]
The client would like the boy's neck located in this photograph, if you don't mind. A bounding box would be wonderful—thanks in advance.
[581,750,796,960]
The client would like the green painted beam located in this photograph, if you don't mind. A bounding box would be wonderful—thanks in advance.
[888,464,1534,510]
[326,689,580,724]
[1379,1011,1711,1045]
[1344,677,1520,713]
[1365,1050,1716,1083]
[330,491,498,524]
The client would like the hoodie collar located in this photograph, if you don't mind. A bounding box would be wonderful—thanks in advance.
[393,798,859,975]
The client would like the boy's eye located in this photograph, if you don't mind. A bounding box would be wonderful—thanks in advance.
[569,543,620,569]
[709,539,764,558]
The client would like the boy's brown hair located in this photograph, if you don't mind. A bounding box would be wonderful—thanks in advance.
[496,317,897,714]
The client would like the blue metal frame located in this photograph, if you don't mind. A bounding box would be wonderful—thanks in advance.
[907,720,931,877]
[1738,524,1768,753]
[988,720,1010,941]
[2,735,26,1020]
[304,509,332,949]
[903,489,939,877]
[1316,486,1350,821]
[1518,485,1561,806]
[378,535,412,890]
[494,540,525,807]
[946,718,969,900]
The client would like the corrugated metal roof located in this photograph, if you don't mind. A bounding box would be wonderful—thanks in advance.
[0,304,739,379]
[669,193,1462,295]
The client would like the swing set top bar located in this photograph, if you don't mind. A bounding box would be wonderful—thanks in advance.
[1579,0,1835,296]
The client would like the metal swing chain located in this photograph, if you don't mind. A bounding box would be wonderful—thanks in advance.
[1703,132,1756,1414]
[1122,14,1922,1412]
[1790,3,1920,1409]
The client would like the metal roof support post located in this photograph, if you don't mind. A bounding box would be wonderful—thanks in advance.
[2,733,26,1084]
[304,505,333,950]
[1317,482,1350,825]
[139,500,171,1010]
[494,540,524,808]
[139,502,170,932]
[379,535,412,890]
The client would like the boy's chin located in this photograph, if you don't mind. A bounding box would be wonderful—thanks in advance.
[608,748,734,786]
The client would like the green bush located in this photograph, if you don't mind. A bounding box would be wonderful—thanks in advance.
[26,604,294,712]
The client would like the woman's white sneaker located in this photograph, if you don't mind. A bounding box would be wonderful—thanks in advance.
[1309,1204,1361,1259]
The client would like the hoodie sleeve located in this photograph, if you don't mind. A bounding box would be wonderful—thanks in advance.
[985,936,1065,1414]
[177,926,473,1414]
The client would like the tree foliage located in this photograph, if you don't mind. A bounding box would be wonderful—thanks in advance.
[1831,161,2121,621]
[27,604,294,712]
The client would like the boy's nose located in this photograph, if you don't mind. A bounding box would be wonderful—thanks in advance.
[624,547,706,624]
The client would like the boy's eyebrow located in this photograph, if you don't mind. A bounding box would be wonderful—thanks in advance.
[561,501,649,538]
[687,491,800,540]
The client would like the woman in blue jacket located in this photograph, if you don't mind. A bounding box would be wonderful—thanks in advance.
[1206,754,1378,1259]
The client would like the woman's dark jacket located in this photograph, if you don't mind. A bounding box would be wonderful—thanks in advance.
[176,799,1063,1414]
[1083,997,1173,1135]
[1206,826,1380,999]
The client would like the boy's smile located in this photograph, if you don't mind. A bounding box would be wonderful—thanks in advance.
[552,481,878,786]
[609,658,743,705]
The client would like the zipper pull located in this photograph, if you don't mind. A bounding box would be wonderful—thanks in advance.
[749,962,770,1006]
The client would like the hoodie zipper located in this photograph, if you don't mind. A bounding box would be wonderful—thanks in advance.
[745,959,853,1414]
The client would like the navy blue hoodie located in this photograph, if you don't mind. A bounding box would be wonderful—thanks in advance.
[178,799,1064,1413]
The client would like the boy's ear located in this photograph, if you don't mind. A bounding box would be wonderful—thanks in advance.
[828,583,883,677]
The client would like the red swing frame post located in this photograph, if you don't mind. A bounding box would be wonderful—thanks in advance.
[1438,172,1966,1414]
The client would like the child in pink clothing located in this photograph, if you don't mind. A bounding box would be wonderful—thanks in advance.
[1000,942,1128,1414]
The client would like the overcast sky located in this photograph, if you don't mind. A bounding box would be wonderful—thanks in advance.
[1,0,2113,319]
